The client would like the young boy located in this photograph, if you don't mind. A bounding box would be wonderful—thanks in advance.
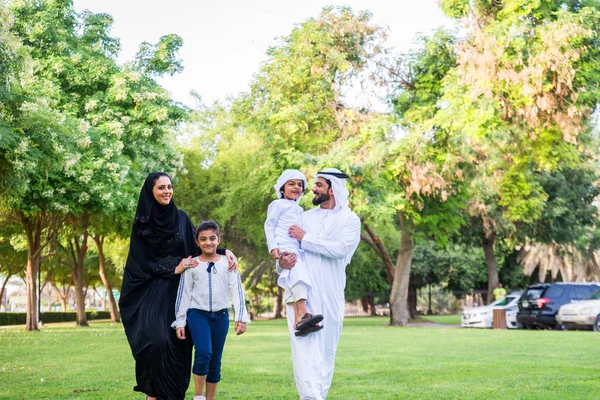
[172,221,250,400]
[264,169,323,336]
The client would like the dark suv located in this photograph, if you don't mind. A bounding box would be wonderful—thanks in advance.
[516,282,600,329]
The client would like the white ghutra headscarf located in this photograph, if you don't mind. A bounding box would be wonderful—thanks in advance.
[315,168,350,213]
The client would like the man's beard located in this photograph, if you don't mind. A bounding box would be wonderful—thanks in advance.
[312,192,330,205]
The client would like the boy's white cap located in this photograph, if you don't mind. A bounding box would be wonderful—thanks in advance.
[274,169,307,201]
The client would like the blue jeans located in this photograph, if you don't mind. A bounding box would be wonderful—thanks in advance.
[187,308,230,383]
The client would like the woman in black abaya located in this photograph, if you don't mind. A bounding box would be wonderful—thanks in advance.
[119,172,236,400]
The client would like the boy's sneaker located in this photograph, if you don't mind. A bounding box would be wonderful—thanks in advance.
[193,396,206,400]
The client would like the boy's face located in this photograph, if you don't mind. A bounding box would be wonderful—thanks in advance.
[281,179,304,201]
[196,229,221,255]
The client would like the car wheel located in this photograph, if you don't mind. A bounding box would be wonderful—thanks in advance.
[594,315,600,332]
[554,323,566,331]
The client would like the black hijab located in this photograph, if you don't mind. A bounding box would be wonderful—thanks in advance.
[134,172,180,241]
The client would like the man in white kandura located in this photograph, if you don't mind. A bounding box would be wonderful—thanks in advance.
[279,168,361,400]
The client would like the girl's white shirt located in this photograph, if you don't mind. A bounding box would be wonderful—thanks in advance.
[172,255,251,328]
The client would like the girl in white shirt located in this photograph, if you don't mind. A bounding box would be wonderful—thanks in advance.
[172,221,250,400]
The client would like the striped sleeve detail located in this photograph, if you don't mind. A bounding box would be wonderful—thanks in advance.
[175,272,185,316]
[236,273,245,322]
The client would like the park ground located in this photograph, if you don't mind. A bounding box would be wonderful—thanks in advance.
[1,316,599,399]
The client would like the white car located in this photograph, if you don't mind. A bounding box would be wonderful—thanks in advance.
[461,292,522,329]
[556,289,600,331]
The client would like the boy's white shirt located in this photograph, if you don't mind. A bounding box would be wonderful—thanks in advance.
[172,255,251,328]
[264,198,303,254]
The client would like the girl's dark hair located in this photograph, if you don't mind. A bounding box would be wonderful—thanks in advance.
[196,220,220,239]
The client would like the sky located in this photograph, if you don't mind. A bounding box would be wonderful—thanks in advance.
[73,0,453,108]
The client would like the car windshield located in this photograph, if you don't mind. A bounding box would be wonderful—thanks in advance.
[494,296,515,306]
[589,289,600,300]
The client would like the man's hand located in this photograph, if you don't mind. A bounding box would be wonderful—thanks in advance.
[279,252,297,270]
[175,327,186,340]
[235,321,246,335]
[271,248,281,260]
[288,225,306,241]
[225,249,238,272]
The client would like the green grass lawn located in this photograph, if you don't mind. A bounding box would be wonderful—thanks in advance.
[1,317,599,399]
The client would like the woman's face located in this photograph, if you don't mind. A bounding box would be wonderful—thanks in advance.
[152,176,173,206]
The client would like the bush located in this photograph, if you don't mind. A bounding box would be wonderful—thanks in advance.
[0,312,26,326]
[0,311,113,326]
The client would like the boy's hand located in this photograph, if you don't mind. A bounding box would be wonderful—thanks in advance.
[271,248,281,260]
[175,327,186,340]
[235,322,246,335]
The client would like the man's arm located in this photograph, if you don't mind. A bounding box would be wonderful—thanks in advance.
[298,214,361,260]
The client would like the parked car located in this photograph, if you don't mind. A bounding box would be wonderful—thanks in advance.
[461,292,521,329]
[517,282,600,329]
[556,289,600,331]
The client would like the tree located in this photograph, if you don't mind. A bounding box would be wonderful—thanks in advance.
[337,29,470,326]
[178,8,390,311]
[6,0,188,327]
[438,0,600,301]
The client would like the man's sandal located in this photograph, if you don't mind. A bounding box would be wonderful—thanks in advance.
[295,313,323,331]
[294,324,324,337]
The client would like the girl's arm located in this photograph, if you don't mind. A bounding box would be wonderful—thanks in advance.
[228,269,251,324]
[172,269,194,329]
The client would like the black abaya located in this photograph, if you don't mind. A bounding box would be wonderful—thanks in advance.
[119,173,223,400]
[120,210,198,400]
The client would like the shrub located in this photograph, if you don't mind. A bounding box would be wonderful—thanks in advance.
[0,311,113,326]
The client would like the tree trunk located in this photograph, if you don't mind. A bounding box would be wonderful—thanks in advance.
[367,294,377,316]
[22,214,43,331]
[483,231,499,304]
[51,282,70,312]
[408,281,418,319]
[360,296,369,314]
[93,235,120,322]
[274,287,283,319]
[0,272,12,310]
[360,219,395,284]
[69,221,89,327]
[390,212,415,326]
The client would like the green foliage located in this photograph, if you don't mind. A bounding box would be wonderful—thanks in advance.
[345,243,390,302]
[135,34,184,77]
[178,8,390,297]
[411,240,488,292]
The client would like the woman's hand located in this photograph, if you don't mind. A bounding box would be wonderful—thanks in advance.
[235,322,246,335]
[175,327,186,340]
[225,249,239,272]
[174,256,198,275]
[279,252,297,270]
